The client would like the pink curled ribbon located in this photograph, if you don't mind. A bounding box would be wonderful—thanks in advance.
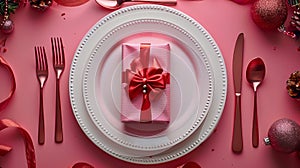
[122,43,170,122]
[0,56,36,168]
[0,56,16,111]
[0,119,36,168]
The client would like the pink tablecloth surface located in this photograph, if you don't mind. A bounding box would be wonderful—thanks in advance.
[1,0,300,167]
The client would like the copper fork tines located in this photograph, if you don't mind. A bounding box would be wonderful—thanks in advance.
[35,46,48,145]
[51,37,65,143]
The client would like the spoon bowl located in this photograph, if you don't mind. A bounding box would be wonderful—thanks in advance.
[95,0,177,9]
[246,57,266,148]
[181,162,201,168]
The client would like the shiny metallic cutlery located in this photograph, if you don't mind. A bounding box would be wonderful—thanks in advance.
[51,37,65,143]
[246,57,266,148]
[232,33,244,153]
[35,46,48,145]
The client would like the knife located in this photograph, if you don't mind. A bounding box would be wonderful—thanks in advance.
[232,33,244,153]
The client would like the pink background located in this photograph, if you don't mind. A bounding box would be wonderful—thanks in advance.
[1,0,300,167]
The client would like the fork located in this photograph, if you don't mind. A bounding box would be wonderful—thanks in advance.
[51,37,65,143]
[35,46,48,145]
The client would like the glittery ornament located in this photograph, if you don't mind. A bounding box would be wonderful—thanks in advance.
[264,118,300,153]
[1,19,14,34]
[0,0,21,35]
[231,0,253,4]
[251,0,288,30]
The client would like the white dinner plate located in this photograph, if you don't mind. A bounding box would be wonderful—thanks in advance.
[69,5,227,164]
[82,17,214,151]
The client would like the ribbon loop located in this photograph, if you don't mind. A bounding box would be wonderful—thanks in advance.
[0,119,36,168]
[0,56,35,168]
[0,56,16,111]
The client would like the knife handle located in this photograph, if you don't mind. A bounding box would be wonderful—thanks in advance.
[232,94,243,153]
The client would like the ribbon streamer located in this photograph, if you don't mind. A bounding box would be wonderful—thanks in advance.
[0,56,36,168]
[0,119,36,168]
[0,56,16,111]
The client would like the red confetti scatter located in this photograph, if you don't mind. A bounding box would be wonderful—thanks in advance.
[0,37,8,53]
[0,37,7,47]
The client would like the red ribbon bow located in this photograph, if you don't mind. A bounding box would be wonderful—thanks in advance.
[122,43,170,122]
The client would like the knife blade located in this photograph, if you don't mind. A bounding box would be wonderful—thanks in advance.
[232,33,244,153]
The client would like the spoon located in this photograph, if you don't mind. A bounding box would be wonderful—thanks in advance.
[246,57,266,148]
[95,0,177,9]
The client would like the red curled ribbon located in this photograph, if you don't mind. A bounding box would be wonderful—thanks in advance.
[123,43,170,122]
[0,119,36,168]
[0,56,16,111]
[0,56,36,168]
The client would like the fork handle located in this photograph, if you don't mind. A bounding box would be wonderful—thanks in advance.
[38,87,45,145]
[55,78,63,143]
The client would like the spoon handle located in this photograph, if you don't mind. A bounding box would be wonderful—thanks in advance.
[130,0,177,5]
[232,94,243,153]
[252,90,259,148]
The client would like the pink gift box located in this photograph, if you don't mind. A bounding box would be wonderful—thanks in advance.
[121,43,170,124]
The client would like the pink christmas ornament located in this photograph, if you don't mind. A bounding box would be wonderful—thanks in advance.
[1,19,14,34]
[264,118,300,153]
[251,0,288,30]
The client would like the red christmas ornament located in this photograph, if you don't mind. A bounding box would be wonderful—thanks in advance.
[251,0,288,30]
[264,118,300,153]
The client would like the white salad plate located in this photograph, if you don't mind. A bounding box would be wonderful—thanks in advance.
[69,4,227,164]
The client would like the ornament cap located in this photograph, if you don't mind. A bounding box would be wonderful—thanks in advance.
[264,137,271,145]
